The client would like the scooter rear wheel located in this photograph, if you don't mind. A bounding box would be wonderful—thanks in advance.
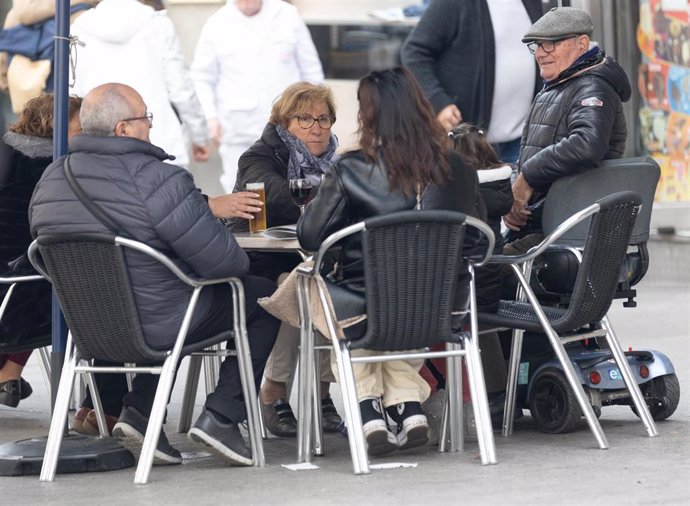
[529,368,582,434]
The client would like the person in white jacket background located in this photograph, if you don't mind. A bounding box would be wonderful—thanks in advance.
[191,0,324,192]
[70,0,209,169]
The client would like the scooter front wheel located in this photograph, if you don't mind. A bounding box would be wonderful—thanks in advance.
[631,373,680,421]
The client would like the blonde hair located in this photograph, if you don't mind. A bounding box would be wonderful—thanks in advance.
[269,82,336,128]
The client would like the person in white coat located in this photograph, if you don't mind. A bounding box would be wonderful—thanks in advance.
[191,0,324,192]
[70,0,209,168]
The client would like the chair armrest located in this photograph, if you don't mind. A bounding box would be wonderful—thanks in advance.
[297,221,366,279]
[464,216,495,268]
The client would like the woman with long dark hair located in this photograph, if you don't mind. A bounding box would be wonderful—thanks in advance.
[297,67,479,457]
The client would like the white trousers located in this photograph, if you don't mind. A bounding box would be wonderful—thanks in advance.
[347,350,431,408]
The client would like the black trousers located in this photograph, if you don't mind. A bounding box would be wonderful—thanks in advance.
[84,275,280,424]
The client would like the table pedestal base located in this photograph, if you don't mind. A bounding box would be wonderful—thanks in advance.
[0,434,134,476]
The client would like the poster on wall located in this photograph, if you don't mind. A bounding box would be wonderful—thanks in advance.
[638,0,690,202]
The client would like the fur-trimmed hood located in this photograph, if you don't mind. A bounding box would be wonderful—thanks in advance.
[2,132,52,159]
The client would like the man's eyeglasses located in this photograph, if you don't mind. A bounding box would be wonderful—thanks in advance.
[121,112,154,128]
[294,114,335,129]
[527,36,577,55]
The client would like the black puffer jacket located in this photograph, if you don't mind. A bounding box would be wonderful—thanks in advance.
[519,49,632,199]
[0,133,53,350]
[29,135,249,349]
[298,150,478,292]
[232,123,300,230]
[229,123,303,281]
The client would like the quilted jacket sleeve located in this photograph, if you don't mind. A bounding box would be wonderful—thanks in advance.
[147,163,249,279]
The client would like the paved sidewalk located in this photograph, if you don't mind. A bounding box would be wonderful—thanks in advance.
[1,251,688,505]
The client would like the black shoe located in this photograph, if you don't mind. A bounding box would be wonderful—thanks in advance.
[19,377,33,400]
[261,398,297,437]
[360,397,398,457]
[321,397,343,433]
[0,379,20,408]
[386,402,428,450]
[112,406,182,465]
[188,410,253,466]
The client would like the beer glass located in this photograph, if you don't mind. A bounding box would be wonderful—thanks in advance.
[246,182,267,233]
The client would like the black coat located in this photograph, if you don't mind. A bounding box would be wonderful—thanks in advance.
[297,150,504,309]
[401,0,543,129]
[0,133,52,351]
[519,51,632,198]
[230,124,308,281]
[30,135,249,349]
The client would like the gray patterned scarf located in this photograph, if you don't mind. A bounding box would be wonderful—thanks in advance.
[275,124,338,185]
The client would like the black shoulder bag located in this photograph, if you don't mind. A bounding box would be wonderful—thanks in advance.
[64,155,123,235]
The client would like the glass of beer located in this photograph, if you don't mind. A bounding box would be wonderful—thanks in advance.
[246,182,267,233]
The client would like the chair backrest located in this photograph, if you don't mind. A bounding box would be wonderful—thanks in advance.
[350,210,470,351]
[31,234,168,363]
[542,156,660,246]
[554,191,642,332]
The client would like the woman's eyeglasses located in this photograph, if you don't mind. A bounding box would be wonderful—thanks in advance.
[526,36,577,55]
[121,112,154,128]
[294,114,335,129]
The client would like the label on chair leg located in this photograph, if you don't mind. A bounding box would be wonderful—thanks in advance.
[518,362,530,385]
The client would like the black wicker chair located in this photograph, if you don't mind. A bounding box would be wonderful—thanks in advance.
[478,191,659,448]
[28,233,265,484]
[295,210,497,475]
[533,155,660,305]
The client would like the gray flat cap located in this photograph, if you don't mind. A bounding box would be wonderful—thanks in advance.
[522,7,594,43]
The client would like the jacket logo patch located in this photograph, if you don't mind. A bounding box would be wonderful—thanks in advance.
[581,96,604,107]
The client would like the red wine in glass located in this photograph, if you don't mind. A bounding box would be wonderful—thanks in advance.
[289,178,313,214]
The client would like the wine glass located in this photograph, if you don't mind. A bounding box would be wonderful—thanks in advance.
[288,178,313,215]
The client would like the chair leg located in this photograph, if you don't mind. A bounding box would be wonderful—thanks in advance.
[513,267,609,450]
[463,333,498,465]
[503,328,525,436]
[438,386,450,452]
[133,358,176,485]
[332,340,369,475]
[37,346,52,398]
[40,337,77,482]
[444,342,464,452]
[177,355,203,433]
[230,295,266,468]
[203,347,221,396]
[311,350,324,457]
[84,369,110,437]
[601,316,659,437]
[296,276,315,463]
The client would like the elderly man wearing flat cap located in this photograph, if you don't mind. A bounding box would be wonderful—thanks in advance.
[504,6,632,242]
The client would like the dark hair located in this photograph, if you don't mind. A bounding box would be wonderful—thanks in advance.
[356,67,450,196]
[447,123,504,170]
[9,94,83,138]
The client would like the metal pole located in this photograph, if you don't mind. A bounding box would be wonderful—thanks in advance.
[50,0,71,410]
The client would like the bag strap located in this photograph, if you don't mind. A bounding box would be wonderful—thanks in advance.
[64,155,123,235]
